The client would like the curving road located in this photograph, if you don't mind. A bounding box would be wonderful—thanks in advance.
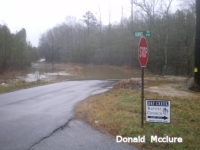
[0,80,137,150]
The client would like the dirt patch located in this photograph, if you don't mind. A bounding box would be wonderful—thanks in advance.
[114,76,197,98]
[145,84,194,97]
[145,76,197,97]
[113,79,141,89]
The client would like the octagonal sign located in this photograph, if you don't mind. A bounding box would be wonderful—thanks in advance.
[138,37,149,67]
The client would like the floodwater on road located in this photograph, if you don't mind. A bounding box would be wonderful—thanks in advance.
[7,63,144,84]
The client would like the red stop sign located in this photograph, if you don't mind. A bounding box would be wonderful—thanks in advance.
[138,37,149,67]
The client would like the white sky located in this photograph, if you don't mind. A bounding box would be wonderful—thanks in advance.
[0,0,179,47]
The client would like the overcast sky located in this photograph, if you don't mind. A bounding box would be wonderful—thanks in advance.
[0,0,179,47]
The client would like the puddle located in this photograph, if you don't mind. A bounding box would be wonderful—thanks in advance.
[6,63,72,83]
[46,72,71,76]
[24,71,72,82]
[1,63,145,85]
[25,72,48,82]
[0,83,8,86]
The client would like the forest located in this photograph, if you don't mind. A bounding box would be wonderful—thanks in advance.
[0,0,196,76]
[0,26,37,74]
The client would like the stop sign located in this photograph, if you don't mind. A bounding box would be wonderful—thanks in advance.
[138,37,149,67]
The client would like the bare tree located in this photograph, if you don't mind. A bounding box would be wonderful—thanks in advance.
[133,0,174,75]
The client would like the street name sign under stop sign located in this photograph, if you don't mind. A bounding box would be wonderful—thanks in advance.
[146,99,171,123]
[138,37,148,67]
[134,30,151,38]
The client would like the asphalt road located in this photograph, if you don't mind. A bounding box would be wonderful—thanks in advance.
[0,80,137,150]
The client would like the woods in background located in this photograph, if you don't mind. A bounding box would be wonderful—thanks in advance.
[38,0,195,76]
[0,26,37,73]
[0,0,195,76]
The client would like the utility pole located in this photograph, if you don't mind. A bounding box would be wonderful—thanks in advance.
[195,0,200,86]
[131,0,134,68]
[109,2,111,30]
[131,0,133,27]
[121,6,124,25]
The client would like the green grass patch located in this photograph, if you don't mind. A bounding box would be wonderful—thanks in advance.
[74,88,200,150]
[0,80,49,93]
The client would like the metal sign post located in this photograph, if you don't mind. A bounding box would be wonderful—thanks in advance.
[138,37,149,128]
[134,30,150,128]
[141,67,144,128]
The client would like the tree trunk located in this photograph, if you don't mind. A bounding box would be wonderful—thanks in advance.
[51,45,54,71]
[162,29,169,76]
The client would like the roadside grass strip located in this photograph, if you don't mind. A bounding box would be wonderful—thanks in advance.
[74,88,200,150]
[0,81,47,93]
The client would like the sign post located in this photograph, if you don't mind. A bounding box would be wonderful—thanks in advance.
[141,67,144,128]
[138,37,149,128]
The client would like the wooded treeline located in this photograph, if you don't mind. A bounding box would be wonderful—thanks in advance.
[0,1,195,76]
[0,26,37,73]
[38,0,195,76]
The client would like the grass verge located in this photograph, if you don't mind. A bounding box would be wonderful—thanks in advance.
[74,87,200,150]
[0,80,49,93]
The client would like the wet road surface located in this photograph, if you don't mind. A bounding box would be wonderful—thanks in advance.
[0,80,137,150]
